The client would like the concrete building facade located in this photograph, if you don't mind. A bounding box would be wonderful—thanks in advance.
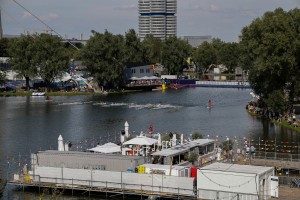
[138,0,177,40]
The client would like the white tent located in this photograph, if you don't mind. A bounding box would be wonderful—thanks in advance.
[88,142,121,153]
[123,136,158,146]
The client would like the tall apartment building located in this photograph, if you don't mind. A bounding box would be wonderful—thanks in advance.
[138,0,177,40]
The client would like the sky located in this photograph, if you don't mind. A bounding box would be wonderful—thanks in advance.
[1,0,300,42]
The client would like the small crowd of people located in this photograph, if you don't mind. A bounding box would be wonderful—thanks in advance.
[246,101,299,128]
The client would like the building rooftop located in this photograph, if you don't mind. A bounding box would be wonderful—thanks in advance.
[37,150,144,161]
[200,162,274,175]
[151,139,215,157]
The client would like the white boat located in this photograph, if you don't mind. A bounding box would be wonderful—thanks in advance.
[32,92,46,96]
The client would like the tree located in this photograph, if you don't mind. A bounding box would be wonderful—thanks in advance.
[124,29,144,65]
[81,30,125,90]
[191,131,203,140]
[161,36,192,75]
[0,38,12,57]
[217,42,240,72]
[0,70,5,85]
[193,41,217,73]
[141,34,163,64]
[239,8,300,102]
[266,90,286,113]
[33,34,70,90]
[8,34,38,90]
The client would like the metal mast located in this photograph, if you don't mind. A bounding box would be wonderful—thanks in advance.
[0,9,3,39]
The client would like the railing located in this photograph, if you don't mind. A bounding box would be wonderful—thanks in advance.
[10,173,196,199]
[252,152,300,162]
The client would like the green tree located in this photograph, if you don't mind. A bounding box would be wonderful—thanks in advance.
[141,34,163,64]
[239,8,300,102]
[81,30,125,90]
[8,34,37,90]
[0,38,12,57]
[266,90,286,113]
[161,36,192,75]
[33,34,70,90]
[217,42,240,72]
[193,41,217,73]
[191,131,203,140]
[124,29,144,65]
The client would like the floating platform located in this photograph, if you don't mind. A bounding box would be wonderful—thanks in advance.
[196,81,251,89]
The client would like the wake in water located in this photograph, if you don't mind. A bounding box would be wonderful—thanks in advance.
[57,100,181,110]
[93,101,182,110]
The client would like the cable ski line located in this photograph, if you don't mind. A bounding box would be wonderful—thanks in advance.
[10,0,79,50]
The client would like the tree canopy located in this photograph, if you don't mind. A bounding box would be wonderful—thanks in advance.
[193,39,239,73]
[239,8,300,106]
[8,34,38,90]
[141,34,163,64]
[81,30,125,90]
[8,34,70,90]
[161,36,192,75]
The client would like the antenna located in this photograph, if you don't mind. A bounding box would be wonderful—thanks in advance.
[0,8,3,39]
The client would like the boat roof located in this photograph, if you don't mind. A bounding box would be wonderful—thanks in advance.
[151,139,215,157]
[200,162,274,175]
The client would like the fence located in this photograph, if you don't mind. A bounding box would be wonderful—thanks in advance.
[252,152,300,162]
[11,167,195,198]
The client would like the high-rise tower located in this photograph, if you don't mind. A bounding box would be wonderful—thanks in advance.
[138,0,177,40]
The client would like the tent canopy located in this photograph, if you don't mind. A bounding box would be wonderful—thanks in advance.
[88,142,121,153]
[123,136,158,146]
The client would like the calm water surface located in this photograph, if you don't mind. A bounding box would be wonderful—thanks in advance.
[0,87,299,199]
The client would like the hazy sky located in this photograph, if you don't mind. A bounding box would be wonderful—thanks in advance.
[1,0,299,42]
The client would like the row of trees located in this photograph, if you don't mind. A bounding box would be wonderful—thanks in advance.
[0,29,243,91]
[1,7,300,112]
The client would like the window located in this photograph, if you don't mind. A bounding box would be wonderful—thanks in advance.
[146,69,150,73]
[140,69,144,73]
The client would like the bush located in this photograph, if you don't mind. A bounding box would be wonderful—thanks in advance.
[188,152,198,163]
[192,131,203,140]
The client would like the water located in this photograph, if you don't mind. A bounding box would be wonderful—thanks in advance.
[0,87,299,199]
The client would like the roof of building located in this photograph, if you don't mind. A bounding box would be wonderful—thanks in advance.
[151,139,215,157]
[37,150,143,161]
[200,162,274,175]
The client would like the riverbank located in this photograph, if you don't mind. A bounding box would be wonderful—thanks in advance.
[246,107,300,133]
[0,89,143,97]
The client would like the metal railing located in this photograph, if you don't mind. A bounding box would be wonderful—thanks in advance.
[9,173,196,199]
[252,152,300,162]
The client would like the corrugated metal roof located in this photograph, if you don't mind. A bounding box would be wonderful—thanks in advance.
[200,162,273,175]
[151,139,215,157]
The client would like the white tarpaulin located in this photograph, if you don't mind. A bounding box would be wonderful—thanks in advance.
[88,143,121,153]
[123,136,158,146]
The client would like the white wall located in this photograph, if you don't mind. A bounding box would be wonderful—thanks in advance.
[28,166,194,196]
[197,170,261,200]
